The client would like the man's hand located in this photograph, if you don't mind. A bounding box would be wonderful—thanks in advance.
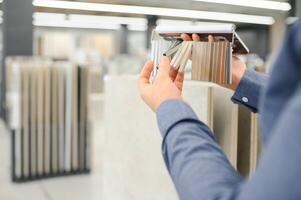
[139,57,184,112]
[182,33,247,90]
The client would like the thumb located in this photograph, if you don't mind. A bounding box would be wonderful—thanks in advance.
[139,60,153,88]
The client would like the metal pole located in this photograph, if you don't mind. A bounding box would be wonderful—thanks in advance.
[146,15,158,49]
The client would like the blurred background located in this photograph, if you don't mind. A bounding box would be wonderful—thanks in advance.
[0,0,300,199]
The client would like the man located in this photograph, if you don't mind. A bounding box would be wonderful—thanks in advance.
[139,21,301,200]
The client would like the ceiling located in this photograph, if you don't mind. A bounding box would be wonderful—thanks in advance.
[35,0,291,24]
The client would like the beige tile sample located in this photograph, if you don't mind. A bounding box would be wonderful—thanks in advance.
[103,75,177,200]
[103,76,213,200]
[182,80,213,128]
[212,86,238,168]
[249,113,261,175]
[37,63,44,176]
[237,106,261,177]
[21,63,30,178]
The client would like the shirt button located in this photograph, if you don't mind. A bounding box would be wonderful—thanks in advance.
[242,97,249,103]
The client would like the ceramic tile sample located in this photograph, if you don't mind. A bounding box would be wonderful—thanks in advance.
[237,106,251,176]
[249,113,261,175]
[237,106,260,176]
[182,80,213,128]
[212,86,238,168]
[151,24,249,84]
[103,76,213,200]
[103,75,177,200]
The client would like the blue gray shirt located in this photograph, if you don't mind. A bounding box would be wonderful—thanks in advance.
[156,21,301,200]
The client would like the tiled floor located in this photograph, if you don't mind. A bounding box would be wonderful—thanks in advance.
[0,95,105,200]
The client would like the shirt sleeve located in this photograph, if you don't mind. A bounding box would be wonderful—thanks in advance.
[156,99,243,200]
[231,69,268,113]
[156,97,301,200]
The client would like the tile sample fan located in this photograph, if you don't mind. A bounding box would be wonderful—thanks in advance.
[151,24,249,84]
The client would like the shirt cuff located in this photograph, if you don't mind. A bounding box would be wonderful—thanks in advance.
[231,69,267,113]
[156,99,199,138]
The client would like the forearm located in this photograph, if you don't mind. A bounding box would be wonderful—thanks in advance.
[231,69,268,113]
[157,100,243,200]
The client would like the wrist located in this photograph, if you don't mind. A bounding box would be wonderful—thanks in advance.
[222,65,247,91]
[155,97,183,112]
[231,67,247,90]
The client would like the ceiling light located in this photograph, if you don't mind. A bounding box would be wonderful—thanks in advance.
[193,0,291,11]
[34,20,121,30]
[34,12,66,21]
[33,0,275,25]
[157,19,229,26]
[69,14,146,26]
[33,12,147,31]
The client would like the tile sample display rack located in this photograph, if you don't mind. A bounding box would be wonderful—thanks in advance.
[5,57,91,182]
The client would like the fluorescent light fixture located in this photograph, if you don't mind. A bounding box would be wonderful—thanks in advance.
[34,20,121,30]
[69,14,147,26]
[33,0,275,25]
[34,12,66,21]
[157,19,196,26]
[193,0,291,11]
[157,19,229,26]
[33,12,147,31]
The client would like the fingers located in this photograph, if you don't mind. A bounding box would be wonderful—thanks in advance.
[208,35,215,42]
[158,56,171,75]
[182,33,215,42]
[169,68,178,81]
[174,72,185,91]
[181,33,202,41]
[232,55,240,60]
[192,33,201,41]
[139,60,153,87]
[181,33,192,41]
